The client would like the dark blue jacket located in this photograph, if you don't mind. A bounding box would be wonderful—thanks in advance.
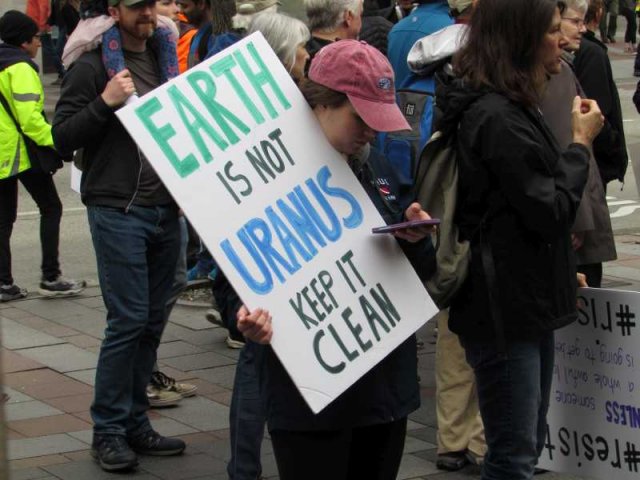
[387,1,453,88]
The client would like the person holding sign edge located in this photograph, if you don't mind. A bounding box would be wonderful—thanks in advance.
[223,11,312,480]
[237,39,436,480]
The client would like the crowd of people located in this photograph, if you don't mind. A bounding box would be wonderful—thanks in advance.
[0,0,628,478]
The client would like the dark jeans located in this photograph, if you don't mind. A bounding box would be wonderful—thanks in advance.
[600,0,619,40]
[212,272,243,339]
[228,341,266,480]
[0,169,62,285]
[55,26,67,68]
[40,32,65,77]
[270,418,408,480]
[622,6,637,43]
[88,205,180,436]
[461,332,555,480]
[154,216,188,374]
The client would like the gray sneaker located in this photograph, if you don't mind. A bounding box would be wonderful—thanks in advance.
[146,384,182,408]
[39,276,86,297]
[0,284,27,302]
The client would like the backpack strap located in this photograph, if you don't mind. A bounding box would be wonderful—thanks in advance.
[197,27,213,64]
[413,109,506,349]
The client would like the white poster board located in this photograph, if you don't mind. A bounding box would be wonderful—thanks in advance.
[70,162,81,194]
[116,33,437,413]
[539,287,640,479]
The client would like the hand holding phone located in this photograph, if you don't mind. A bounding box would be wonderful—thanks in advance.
[372,218,440,234]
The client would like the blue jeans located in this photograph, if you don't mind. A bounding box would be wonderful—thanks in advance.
[228,341,266,480]
[461,332,554,480]
[154,215,188,373]
[40,32,65,77]
[164,216,188,319]
[88,205,180,436]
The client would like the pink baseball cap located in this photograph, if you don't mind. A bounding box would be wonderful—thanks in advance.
[308,40,410,133]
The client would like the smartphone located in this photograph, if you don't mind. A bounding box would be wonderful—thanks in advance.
[371,218,441,234]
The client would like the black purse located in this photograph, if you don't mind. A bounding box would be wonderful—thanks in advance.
[0,92,64,175]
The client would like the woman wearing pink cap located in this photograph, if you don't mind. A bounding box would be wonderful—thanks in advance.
[236,40,436,480]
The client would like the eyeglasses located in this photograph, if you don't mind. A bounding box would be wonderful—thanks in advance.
[562,17,585,27]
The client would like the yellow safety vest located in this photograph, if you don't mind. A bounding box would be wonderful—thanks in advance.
[0,61,53,179]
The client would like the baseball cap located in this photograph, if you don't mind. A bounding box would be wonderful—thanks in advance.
[108,0,155,7]
[236,0,280,15]
[308,40,410,133]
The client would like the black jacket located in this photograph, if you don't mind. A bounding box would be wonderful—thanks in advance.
[359,15,393,55]
[52,50,147,208]
[440,81,589,342]
[305,36,333,59]
[0,44,38,72]
[574,30,628,184]
[262,147,435,432]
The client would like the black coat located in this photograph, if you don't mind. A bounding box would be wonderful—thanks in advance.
[360,15,393,55]
[262,148,435,432]
[52,50,142,208]
[574,30,628,185]
[439,82,590,342]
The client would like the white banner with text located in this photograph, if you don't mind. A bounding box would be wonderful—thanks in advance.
[116,32,437,413]
[539,287,640,479]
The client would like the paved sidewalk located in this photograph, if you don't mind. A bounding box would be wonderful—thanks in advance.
[5,233,640,480]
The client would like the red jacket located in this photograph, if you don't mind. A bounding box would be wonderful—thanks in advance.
[26,0,51,33]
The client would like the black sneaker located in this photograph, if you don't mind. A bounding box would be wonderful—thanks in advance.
[436,451,469,471]
[91,434,138,472]
[0,284,27,302]
[38,276,86,297]
[128,429,186,456]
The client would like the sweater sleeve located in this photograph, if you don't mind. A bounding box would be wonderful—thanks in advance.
[52,58,114,155]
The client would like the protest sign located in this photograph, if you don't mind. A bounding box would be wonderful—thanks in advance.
[116,33,438,413]
[539,287,640,479]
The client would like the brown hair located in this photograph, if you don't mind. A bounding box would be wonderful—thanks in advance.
[585,0,603,24]
[453,0,564,107]
[298,78,349,109]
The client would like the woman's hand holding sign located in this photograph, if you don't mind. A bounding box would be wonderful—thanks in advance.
[237,305,273,344]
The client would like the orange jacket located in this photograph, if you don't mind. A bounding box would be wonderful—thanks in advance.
[177,29,196,73]
[177,14,196,74]
[26,0,51,33]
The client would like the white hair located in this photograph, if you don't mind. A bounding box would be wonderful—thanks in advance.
[564,0,588,14]
[232,4,278,31]
[248,12,310,71]
[304,0,362,32]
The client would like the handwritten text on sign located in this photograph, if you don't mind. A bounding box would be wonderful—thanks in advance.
[539,288,640,479]
[116,33,437,413]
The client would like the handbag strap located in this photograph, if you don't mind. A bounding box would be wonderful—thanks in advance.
[0,90,25,136]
